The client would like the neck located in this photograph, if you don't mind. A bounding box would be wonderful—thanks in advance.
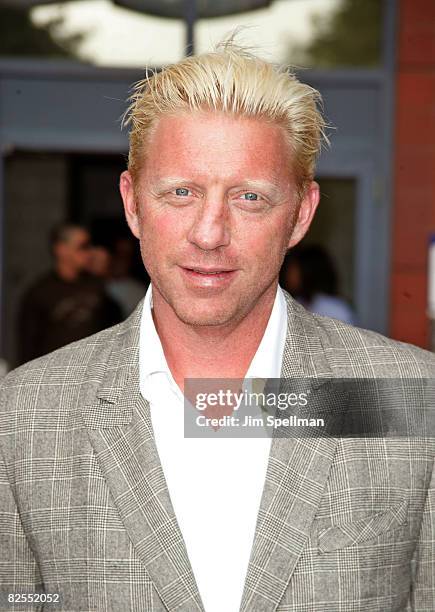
[152,284,278,392]
[55,262,80,282]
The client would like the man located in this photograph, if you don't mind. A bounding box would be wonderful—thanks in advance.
[17,223,122,365]
[106,236,149,317]
[0,43,434,612]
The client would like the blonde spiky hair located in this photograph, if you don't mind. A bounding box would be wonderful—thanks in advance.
[122,37,328,199]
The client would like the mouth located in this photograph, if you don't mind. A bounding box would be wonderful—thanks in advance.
[179,266,237,288]
[186,267,234,274]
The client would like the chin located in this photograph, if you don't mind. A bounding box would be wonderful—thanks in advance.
[172,302,240,328]
[175,311,235,328]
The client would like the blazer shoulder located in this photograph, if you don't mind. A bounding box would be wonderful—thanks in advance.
[5,322,118,381]
[0,320,127,424]
[312,311,435,377]
[283,291,435,377]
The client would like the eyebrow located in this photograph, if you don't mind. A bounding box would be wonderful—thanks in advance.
[151,177,194,193]
[234,180,285,199]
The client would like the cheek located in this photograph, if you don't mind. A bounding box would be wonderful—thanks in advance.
[139,206,189,242]
[238,214,292,266]
[137,209,187,267]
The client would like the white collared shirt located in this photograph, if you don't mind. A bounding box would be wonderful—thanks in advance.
[139,284,287,612]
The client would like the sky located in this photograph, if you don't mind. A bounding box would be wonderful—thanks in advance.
[31,0,339,67]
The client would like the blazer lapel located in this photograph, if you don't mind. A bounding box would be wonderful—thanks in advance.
[81,300,205,612]
[240,293,341,612]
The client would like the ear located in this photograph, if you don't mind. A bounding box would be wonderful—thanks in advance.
[287,181,320,249]
[119,170,141,240]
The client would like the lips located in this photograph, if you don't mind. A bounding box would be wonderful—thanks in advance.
[179,265,237,289]
[187,268,234,274]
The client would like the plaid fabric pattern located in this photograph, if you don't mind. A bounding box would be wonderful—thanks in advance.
[0,291,434,612]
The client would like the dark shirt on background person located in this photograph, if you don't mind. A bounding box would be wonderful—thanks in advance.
[16,222,123,366]
[17,270,122,366]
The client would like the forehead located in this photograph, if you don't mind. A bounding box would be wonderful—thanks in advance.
[141,111,293,184]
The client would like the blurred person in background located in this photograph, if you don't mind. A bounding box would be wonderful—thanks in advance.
[280,244,356,324]
[86,243,124,323]
[106,235,147,317]
[87,244,112,278]
[17,223,122,365]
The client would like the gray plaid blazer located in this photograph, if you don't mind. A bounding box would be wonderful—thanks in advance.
[1,292,434,612]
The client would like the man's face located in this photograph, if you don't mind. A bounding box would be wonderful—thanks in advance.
[120,111,319,327]
[55,229,92,272]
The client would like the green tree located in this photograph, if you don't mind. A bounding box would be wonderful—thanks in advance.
[0,6,85,59]
[289,0,383,68]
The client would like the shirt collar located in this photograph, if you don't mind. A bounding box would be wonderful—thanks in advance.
[139,283,287,394]
[244,284,288,380]
[139,284,171,380]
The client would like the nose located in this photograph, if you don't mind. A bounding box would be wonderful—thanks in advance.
[187,198,230,251]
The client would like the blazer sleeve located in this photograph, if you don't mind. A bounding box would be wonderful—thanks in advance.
[409,458,435,610]
[0,442,44,610]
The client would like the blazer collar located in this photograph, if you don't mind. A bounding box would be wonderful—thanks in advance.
[82,291,338,612]
[93,289,333,409]
[94,296,144,408]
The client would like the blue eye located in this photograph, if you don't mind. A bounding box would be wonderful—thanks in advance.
[175,187,190,196]
[241,192,259,201]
